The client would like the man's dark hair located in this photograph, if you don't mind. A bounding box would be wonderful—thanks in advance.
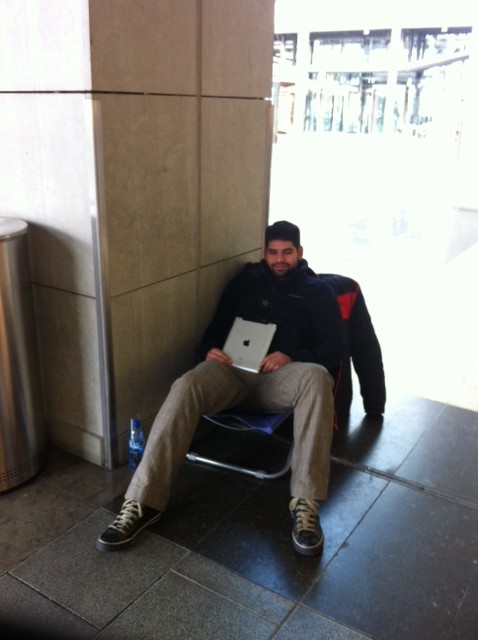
[265,220,301,249]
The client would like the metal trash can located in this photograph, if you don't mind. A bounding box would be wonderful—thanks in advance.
[0,217,45,492]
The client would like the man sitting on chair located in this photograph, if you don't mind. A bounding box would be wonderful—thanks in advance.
[96,220,344,556]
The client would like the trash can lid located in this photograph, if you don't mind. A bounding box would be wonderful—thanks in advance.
[0,217,28,241]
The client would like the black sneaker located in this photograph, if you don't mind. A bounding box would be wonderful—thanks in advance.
[96,498,162,552]
[289,497,324,556]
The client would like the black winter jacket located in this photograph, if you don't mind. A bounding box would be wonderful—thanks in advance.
[199,259,345,378]
[318,273,386,423]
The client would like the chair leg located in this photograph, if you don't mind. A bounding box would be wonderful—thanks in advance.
[186,444,293,480]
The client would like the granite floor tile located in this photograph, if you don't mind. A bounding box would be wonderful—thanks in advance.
[0,476,95,575]
[304,482,478,640]
[273,605,372,639]
[396,404,478,505]
[319,462,387,560]
[194,472,320,601]
[102,461,262,551]
[39,446,132,507]
[174,552,294,624]
[332,393,446,475]
[332,412,385,466]
[11,510,187,629]
[96,570,277,640]
[152,461,261,549]
[0,574,97,639]
[446,567,478,640]
[194,463,386,601]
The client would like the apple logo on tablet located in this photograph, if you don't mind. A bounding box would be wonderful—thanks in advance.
[243,339,250,346]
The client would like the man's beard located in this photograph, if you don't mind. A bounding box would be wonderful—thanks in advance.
[271,262,295,278]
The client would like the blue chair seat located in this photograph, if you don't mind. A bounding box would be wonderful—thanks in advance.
[201,411,292,434]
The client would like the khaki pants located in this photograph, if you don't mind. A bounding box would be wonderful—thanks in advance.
[126,361,334,511]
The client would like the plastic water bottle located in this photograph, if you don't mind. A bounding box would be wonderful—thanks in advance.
[128,418,145,472]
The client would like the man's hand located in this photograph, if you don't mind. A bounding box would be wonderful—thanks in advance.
[205,348,232,366]
[260,351,292,372]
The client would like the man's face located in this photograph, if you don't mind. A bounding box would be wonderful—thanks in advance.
[264,240,303,278]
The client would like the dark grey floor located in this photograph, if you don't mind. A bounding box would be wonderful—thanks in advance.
[1,177,478,637]
[1,390,477,640]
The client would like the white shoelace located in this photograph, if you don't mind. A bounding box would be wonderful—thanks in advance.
[290,498,318,532]
[109,499,143,533]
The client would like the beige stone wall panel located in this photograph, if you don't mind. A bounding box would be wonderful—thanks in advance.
[0,93,96,296]
[200,97,271,265]
[197,251,261,338]
[97,94,199,296]
[89,0,198,94]
[33,285,102,441]
[110,271,197,453]
[202,0,274,98]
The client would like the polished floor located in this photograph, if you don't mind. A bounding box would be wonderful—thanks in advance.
[1,136,478,639]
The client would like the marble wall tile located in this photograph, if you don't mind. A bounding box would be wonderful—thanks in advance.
[98,94,199,297]
[202,0,274,98]
[0,0,91,91]
[110,271,197,448]
[0,93,97,296]
[33,285,102,439]
[89,0,198,94]
[200,97,272,265]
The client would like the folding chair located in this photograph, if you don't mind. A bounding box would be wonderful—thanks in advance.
[186,410,293,480]
[186,274,385,480]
